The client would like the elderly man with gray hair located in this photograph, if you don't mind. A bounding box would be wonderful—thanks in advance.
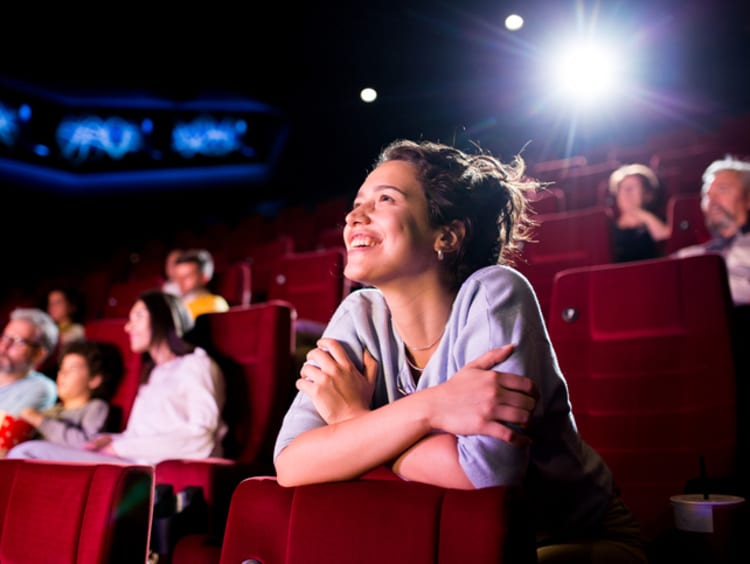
[676,156,750,305]
[0,308,59,416]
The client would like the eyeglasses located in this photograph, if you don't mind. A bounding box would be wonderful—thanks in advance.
[0,333,41,349]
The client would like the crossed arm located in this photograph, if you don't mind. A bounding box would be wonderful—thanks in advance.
[274,341,538,488]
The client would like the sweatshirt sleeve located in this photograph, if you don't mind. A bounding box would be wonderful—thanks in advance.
[36,400,110,446]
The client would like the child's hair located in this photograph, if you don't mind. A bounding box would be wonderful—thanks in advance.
[59,339,124,401]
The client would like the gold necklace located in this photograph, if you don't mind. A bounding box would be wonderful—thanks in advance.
[405,327,446,351]
[405,353,424,372]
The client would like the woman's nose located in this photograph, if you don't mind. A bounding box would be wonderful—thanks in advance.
[346,202,371,225]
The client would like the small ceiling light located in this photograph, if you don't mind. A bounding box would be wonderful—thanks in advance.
[360,87,378,103]
[505,14,524,31]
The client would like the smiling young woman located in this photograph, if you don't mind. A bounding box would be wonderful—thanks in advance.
[273,138,647,563]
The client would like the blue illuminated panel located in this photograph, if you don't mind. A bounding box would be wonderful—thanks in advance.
[0,77,289,189]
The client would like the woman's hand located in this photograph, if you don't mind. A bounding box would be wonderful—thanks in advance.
[83,434,113,452]
[428,344,538,446]
[297,338,379,425]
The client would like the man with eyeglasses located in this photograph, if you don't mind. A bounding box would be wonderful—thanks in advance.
[0,308,59,419]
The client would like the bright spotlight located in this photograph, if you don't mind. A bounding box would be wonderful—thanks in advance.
[552,41,620,106]
[505,14,523,31]
[360,87,377,103]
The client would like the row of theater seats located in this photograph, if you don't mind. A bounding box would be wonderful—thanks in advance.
[63,299,538,563]
[70,251,740,562]
[518,192,710,322]
[528,113,750,214]
[103,244,351,331]
[0,458,536,564]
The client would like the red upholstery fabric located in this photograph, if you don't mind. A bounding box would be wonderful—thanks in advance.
[547,253,737,541]
[102,276,162,318]
[216,477,537,564]
[515,206,613,322]
[665,192,711,255]
[0,459,154,564]
[84,317,143,431]
[268,247,350,327]
[246,235,295,302]
[212,259,252,307]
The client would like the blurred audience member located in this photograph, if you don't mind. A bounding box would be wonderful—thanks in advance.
[174,249,229,320]
[162,248,184,297]
[0,308,59,454]
[608,163,670,262]
[17,339,123,447]
[0,308,58,414]
[46,287,86,346]
[7,290,227,464]
[675,156,750,305]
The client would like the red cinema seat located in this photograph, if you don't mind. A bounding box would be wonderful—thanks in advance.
[0,459,154,564]
[212,259,252,308]
[664,192,712,255]
[177,476,536,564]
[246,235,294,303]
[102,276,162,319]
[268,247,350,331]
[547,253,738,543]
[514,207,613,322]
[83,317,142,432]
[154,302,296,547]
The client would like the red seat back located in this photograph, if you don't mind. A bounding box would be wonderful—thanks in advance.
[102,276,162,319]
[217,477,536,564]
[515,207,613,322]
[180,302,296,465]
[84,317,142,431]
[212,259,252,307]
[665,192,711,255]
[153,302,296,542]
[246,235,294,302]
[547,253,737,541]
[0,459,154,564]
[268,247,349,327]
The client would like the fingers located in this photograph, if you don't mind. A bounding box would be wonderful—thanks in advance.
[485,422,532,448]
[497,371,538,399]
[363,349,379,385]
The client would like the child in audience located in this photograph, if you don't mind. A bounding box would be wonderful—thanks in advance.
[173,249,229,320]
[17,339,123,446]
[7,289,227,464]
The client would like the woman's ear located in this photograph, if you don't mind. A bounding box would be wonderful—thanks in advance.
[439,220,466,253]
[88,374,103,392]
[434,220,466,259]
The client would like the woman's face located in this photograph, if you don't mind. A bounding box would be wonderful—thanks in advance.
[124,300,152,353]
[616,175,646,212]
[343,159,441,287]
[47,290,73,324]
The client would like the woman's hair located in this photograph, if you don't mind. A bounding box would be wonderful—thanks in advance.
[45,286,86,324]
[137,289,195,382]
[608,163,663,213]
[375,139,540,289]
[59,338,124,401]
